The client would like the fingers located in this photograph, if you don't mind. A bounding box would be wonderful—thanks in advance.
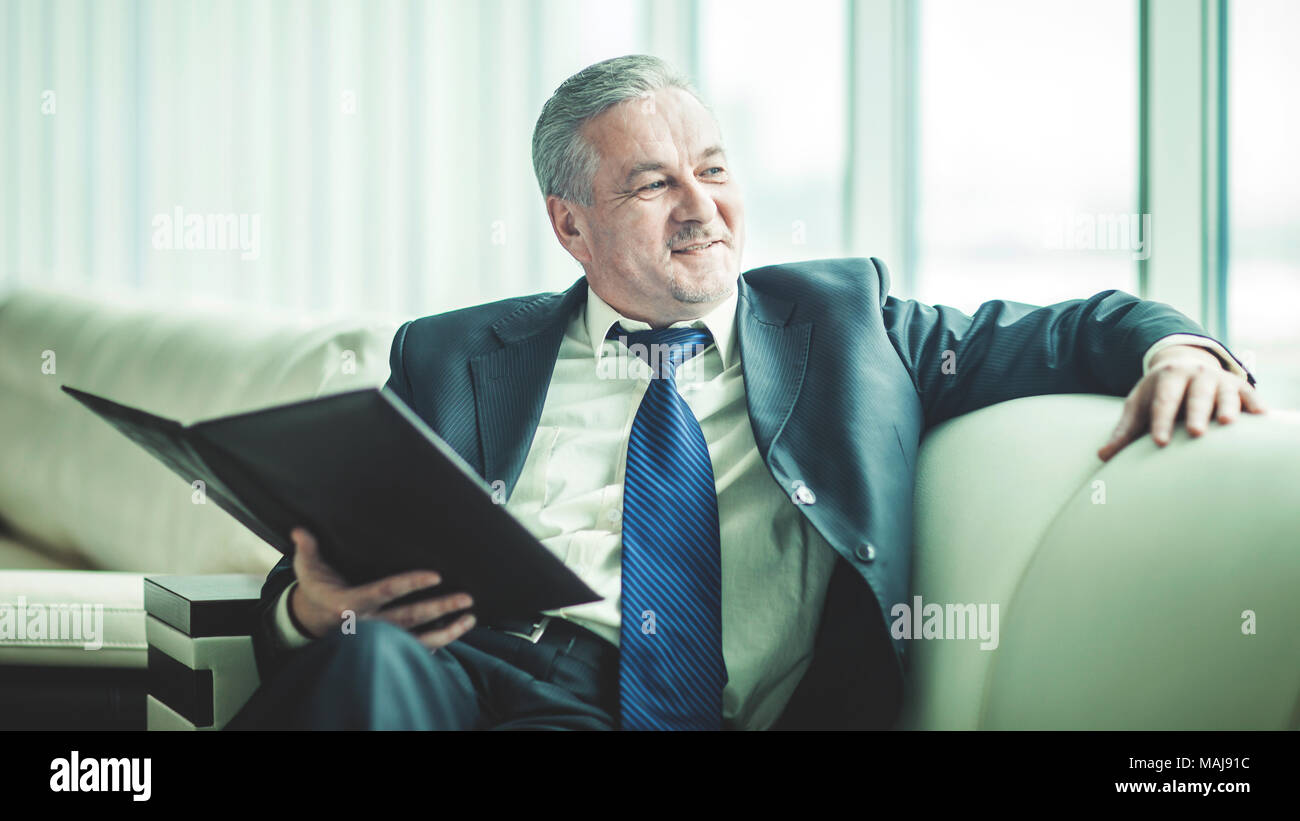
[1148,369,1190,446]
[372,592,474,632]
[1183,370,1220,436]
[1098,394,1145,462]
[290,527,318,582]
[291,527,324,573]
[285,527,462,644]
[1214,381,1241,425]
[290,526,316,560]
[1241,383,1267,414]
[413,612,478,651]
[291,527,344,587]
[352,569,445,613]
[1101,365,1266,464]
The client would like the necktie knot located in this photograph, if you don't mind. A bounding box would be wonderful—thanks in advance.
[606,325,713,380]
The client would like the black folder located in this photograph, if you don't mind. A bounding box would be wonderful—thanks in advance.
[61,385,601,622]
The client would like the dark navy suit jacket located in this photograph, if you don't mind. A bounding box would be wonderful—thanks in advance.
[251,256,1243,729]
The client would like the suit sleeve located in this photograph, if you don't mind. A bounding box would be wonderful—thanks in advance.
[1142,333,1252,381]
[249,320,418,680]
[875,258,1254,429]
[249,553,304,681]
[385,320,416,406]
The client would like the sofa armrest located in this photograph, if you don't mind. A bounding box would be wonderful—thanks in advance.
[903,395,1300,730]
[144,574,262,731]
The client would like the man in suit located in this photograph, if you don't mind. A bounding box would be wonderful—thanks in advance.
[229,55,1263,731]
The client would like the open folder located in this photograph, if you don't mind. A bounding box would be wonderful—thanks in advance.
[62,385,601,622]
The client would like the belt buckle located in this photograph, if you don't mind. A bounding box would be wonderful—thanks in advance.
[502,616,551,644]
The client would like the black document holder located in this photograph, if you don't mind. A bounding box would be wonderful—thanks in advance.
[62,385,601,622]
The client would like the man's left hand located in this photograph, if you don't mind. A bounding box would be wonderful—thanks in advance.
[1098,344,1266,461]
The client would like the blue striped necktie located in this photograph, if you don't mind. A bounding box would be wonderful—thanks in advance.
[606,324,726,730]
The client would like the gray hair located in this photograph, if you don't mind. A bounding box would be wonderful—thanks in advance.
[531,54,712,206]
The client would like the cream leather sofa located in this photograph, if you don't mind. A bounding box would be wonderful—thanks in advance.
[1,287,1297,730]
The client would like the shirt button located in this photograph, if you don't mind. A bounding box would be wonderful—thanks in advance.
[855,543,877,563]
[607,508,622,525]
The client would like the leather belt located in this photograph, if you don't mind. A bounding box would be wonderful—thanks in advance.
[481,614,617,669]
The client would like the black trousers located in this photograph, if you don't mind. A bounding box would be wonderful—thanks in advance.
[227,619,620,730]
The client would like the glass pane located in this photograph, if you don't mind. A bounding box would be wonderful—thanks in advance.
[1228,0,1300,408]
[697,0,849,269]
[915,0,1139,313]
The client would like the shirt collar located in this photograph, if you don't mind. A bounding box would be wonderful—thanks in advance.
[585,280,739,370]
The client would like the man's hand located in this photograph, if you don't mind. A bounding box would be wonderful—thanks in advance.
[287,527,477,650]
[1098,344,1266,461]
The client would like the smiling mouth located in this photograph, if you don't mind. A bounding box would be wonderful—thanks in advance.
[672,240,723,254]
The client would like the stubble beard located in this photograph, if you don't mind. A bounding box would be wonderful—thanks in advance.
[667,261,736,304]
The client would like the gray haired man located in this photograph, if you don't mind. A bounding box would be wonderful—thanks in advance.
[231,55,1260,731]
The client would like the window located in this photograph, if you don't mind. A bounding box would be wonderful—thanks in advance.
[1228,0,1300,407]
[696,0,850,269]
[914,0,1139,313]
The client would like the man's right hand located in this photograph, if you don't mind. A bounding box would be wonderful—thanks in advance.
[287,526,476,650]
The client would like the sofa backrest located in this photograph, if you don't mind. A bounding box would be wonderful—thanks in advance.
[0,288,399,575]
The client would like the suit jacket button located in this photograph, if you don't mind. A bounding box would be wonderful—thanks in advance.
[855,543,876,563]
[791,484,816,505]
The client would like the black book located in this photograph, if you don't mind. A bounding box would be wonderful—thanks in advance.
[62,385,601,623]
[144,574,265,638]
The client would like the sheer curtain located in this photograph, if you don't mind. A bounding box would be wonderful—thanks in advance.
[0,0,702,320]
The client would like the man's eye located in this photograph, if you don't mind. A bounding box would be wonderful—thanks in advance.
[704,167,725,176]
[641,180,666,192]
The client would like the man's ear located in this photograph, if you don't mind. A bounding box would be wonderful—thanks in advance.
[546,196,593,264]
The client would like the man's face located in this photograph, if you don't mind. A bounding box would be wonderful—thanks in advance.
[546,87,745,327]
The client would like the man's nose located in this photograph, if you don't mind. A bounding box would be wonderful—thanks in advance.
[671,174,720,226]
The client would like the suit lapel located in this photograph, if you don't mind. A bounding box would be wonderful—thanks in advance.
[469,276,588,493]
[736,275,811,464]
[468,272,811,496]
